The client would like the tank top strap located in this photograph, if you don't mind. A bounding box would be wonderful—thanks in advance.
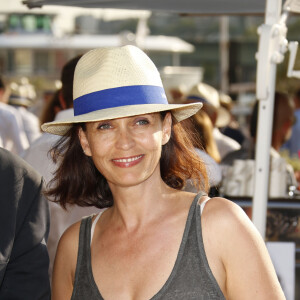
[71,216,93,300]
[193,191,210,215]
[194,190,207,202]
[90,209,106,245]
[195,195,225,299]
[200,198,211,215]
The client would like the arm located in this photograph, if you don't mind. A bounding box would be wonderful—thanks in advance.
[52,222,80,300]
[202,198,285,300]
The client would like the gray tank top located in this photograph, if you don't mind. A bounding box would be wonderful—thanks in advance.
[71,193,225,299]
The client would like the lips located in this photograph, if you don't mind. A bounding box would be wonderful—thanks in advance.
[112,155,144,167]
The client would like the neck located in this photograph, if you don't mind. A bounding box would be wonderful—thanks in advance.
[107,172,175,231]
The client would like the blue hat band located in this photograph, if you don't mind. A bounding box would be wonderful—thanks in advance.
[74,85,168,116]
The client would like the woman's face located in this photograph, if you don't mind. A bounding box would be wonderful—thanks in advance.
[79,112,172,189]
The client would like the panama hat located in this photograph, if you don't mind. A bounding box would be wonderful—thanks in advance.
[41,45,202,136]
[186,82,231,128]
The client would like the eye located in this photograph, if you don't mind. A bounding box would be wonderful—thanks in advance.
[97,122,112,130]
[136,118,149,126]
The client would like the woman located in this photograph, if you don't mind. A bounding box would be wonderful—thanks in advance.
[42,46,285,300]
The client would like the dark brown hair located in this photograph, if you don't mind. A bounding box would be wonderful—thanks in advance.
[61,54,83,108]
[45,112,209,209]
[39,89,61,125]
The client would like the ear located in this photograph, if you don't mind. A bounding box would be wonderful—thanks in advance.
[162,112,172,145]
[78,127,92,156]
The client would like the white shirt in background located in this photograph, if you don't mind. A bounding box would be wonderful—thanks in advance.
[213,127,241,159]
[14,106,42,144]
[0,102,29,155]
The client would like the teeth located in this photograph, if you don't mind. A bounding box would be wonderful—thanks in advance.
[114,155,142,163]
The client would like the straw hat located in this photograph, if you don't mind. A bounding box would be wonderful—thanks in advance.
[9,79,36,107]
[186,82,231,128]
[41,45,202,136]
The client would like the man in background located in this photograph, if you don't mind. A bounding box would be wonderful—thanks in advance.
[221,91,297,199]
[0,148,50,299]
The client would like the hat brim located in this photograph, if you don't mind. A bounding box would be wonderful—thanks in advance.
[9,98,33,107]
[41,102,203,136]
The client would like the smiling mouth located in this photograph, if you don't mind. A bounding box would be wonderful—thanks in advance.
[112,155,143,163]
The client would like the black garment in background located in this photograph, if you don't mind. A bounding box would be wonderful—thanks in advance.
[0,148,51,300]
[220,126,245,146]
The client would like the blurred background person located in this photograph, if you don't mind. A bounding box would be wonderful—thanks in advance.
[22,54,100,278]
[185,82,241,159]
[281,87,300,158]
[22,55,82,184]
[9,78,41,145]
[0,147,50,299]
[222,91,295,165]
[39,89,62,125]
[218,92,247,147]
[0,76,29,155]
[190,110,221,163]
[183,109,222,194]
[29,79,62,120]
[221,91,297,197]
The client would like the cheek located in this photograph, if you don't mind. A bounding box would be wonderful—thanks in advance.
[86,132,114,154]
[89,145,112,177]
[142,131,164,151]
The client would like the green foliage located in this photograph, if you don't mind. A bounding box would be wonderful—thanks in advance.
[280,150,300,171]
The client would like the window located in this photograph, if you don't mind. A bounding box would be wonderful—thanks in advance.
[7,14,52,34]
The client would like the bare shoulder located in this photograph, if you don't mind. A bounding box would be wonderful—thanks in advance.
[57,219,82,254]
[55,218,86,274]
[201,197,285,299]
[52,220,82,299]
[201,196,254,231]
[52,221,81,286]
[57,220,82,262]
[201,196,265,253]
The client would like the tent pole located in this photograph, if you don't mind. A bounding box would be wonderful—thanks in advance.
[219,16,229,93]
[252,67,276,238]
[252,0,284,238]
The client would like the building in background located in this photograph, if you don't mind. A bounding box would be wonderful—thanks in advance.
[0,1,194,100]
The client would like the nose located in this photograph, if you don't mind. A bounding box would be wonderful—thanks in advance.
[115,127,135,150]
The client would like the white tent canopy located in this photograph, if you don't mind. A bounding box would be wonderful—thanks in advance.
[22,0,295,239]
[23,0,268,15]
[0,34,194,52]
